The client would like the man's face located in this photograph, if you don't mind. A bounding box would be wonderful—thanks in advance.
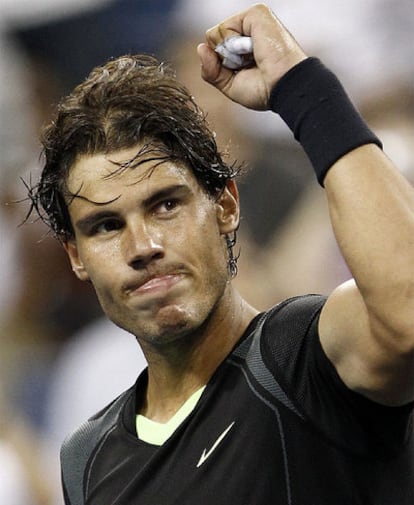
[64,145,239,346]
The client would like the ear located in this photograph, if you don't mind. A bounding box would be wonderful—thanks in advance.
[63,240,90,282]
[216,180,240,234]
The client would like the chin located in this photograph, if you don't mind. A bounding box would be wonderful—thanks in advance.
[151,304,198,338]
[116,303,199,343]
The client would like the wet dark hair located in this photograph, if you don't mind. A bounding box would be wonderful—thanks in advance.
[26,54,240,242]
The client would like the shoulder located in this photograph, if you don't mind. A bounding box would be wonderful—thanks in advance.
[260,294,327,359]
[230,294,327,418]
[233,294,326,372]
[60,387,134,505]
[61,387,133,461]
[266,294,326,324]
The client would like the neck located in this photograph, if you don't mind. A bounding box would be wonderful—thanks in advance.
[138,288,258,422]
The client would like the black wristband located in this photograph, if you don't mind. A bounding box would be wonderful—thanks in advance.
[269,57,382,185]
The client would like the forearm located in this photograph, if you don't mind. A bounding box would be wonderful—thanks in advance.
[324,144,414,336]
[201,4,414,403]
[271,58,414,340]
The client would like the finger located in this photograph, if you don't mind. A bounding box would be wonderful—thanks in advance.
[205,23,243,49]
[197,43,222,83]
[197,43,234,89]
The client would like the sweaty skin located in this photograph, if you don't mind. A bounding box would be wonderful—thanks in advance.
[62,4,414,420]
[197,3,414,406]
[64,145,257,422]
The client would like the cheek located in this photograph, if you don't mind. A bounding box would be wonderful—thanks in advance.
[78,243,122,292]
[193,219,229,276]
[86,268,121,320]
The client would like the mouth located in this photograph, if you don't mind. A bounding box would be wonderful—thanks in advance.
[125,273,184,297]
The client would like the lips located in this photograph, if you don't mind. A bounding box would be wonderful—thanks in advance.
[123,270,185,296]
[135,274,182,294]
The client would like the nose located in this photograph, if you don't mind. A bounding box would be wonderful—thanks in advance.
[124,219,164,269]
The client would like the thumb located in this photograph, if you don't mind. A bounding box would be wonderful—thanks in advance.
[197,43,233,89]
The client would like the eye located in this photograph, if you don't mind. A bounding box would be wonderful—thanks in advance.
[92,218,123,235]
[156,199,180,214]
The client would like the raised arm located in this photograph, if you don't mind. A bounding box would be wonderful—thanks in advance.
[198,3,414,406]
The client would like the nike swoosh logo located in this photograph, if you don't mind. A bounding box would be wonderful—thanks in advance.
[196,421,235,468]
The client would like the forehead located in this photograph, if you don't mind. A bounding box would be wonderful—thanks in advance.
[66,145,199,202]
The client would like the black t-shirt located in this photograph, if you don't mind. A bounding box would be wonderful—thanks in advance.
[61,295,414,504]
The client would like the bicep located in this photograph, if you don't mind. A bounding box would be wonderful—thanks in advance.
[319,279,414,406]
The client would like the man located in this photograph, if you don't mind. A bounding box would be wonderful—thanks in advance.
[28,3,413,504]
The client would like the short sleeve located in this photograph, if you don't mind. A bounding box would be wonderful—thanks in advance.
[260,295,413,456]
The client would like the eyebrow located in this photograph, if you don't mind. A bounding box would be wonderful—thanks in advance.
[75,210,119,233]
[142,184,191,207]
[74,184,192,233]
